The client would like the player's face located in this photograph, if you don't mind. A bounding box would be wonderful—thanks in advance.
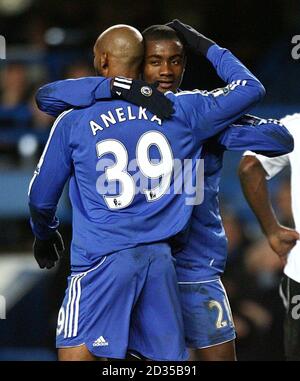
[143,39,185,93]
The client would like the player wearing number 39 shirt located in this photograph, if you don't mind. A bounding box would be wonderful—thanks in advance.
[29,23,267,361]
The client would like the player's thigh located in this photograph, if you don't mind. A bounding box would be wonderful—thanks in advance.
[58,344,101,361]
[56,250,149,360]
[178,279,236,357]
[129,244,188,361]
[280,274,300,361]
[189,340,236,361]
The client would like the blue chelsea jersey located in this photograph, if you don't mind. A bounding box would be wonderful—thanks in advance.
[29,99,201,270]
[174,141,229,282]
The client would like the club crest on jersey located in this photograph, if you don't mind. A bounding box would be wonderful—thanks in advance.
[141,86,152,97]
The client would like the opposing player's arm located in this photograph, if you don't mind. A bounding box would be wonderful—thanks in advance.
[28,109,74,240]
[239,153,299,264]
[217,117,294,156]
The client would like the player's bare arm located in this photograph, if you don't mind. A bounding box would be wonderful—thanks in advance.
[239,156,299,265]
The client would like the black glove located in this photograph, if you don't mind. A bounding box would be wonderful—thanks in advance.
[111,77,174,120]
[33,231,65,269]
[166,19,215,56]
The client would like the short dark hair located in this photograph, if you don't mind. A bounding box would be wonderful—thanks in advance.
[142,25,182,43]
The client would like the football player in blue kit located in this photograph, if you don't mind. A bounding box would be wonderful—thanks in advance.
[140,21,294,361]
[142,21,294,361]
[30,25,190,362]
[33,21,293,361]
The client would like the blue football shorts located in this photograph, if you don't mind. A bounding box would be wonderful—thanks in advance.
[56,242,188,361]
[178,278,236,349]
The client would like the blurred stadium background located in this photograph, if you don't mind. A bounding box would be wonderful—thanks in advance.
[0,0,299,361]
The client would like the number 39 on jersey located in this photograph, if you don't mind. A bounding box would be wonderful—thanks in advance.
[96,130,174,210]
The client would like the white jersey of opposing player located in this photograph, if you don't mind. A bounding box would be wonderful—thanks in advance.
[244,113,300,283]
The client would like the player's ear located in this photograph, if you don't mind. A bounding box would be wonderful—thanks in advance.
[100,52,109,76]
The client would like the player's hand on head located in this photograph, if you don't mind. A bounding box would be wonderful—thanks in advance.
[165,19,215,56]
[268,225,300,266]
[33,230,65,269]
[111,77,174,120]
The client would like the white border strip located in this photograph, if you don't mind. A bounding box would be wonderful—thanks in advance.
[178,278,220,285]
[28,109,73,196]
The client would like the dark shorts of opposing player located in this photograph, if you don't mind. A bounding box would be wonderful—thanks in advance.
[178,279,236,349]
[56,243,188,361]
[280,274,300,361]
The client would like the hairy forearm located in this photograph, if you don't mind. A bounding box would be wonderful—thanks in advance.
[239,156,279,236]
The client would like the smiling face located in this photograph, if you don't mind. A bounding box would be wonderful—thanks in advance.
[143,39,186,93]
